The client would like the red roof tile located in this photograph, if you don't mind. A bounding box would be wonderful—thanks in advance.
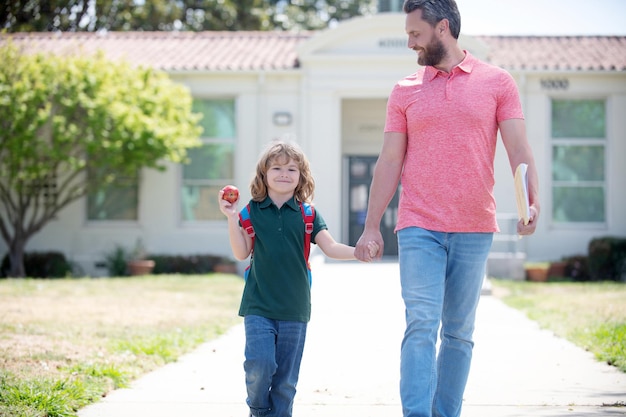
[3,31,626,72]
[477,36,626,71]
[2,31,312,71]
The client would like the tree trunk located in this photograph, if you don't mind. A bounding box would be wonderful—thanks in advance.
[7,239,27,278]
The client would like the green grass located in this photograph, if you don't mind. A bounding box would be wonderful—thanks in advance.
[0,274,243,417]
[491,279,626,372]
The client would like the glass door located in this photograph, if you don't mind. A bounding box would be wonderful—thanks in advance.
[346,156,399,257]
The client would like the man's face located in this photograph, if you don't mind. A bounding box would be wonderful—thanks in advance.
[405,9,447,67]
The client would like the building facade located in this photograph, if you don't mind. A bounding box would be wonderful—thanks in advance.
[2,14,626,277]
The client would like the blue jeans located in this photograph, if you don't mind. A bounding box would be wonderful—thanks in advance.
[244,315,307,417]
[397,227,493,417]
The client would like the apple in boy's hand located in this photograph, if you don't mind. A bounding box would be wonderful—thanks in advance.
[221,185,239,204]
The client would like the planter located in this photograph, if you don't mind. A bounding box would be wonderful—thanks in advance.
[526,266,549,282]
[127,259,155,276]
[547,261,567,278]
[214,262,237,274]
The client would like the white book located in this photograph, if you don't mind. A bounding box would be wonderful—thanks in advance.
[514,163,530,225]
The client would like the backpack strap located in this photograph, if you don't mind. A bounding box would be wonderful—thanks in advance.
[238,204,255,251]
[239,202,316,284]
[299,202,315,265]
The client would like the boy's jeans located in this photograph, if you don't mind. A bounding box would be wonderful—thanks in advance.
[244,315,307,417]
[397,227,493,417]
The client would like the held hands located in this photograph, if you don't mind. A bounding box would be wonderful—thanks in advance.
[353,240,379,263]
[365,241,380,262]
[355,228,384,262]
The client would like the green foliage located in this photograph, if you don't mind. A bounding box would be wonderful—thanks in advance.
[270,0,377,30]
[493,280,626,373]
[150,254,223,274]
[0,41,202,185]
[0,373,101,417]
[101,247,227,277]
[0,275,243,416]
[0,0,377,32]
[113,330,207,364]
[66,363,128,390]
[0,41,202,277]
[563,255,590,281]
[0,251,73,278]
[588,236,626,282]
[103,245,130,277]
[590,323,626,372]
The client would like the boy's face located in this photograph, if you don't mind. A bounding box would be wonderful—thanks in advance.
[266,157,301,196]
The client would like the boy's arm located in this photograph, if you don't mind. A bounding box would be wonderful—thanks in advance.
[315,230,378,261]
[218,192,252,260]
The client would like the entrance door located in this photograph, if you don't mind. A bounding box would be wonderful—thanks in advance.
[346,156,399,257]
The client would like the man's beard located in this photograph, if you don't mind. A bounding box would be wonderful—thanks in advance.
[417,36,447,67]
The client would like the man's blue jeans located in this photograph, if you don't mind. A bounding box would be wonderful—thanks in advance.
[244,315,307,417]
[397,227,493,417]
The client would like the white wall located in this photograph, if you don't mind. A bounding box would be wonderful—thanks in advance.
[3,15,625,277]
[504,71,626,262]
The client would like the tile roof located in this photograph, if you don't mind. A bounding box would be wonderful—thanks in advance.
[477,36,626,71]
[3,31,626,72]
[3,31,312,71]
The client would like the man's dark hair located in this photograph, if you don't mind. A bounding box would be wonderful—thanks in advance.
[402,0,461,39]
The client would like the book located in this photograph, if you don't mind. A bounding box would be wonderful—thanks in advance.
[514,163,530,225]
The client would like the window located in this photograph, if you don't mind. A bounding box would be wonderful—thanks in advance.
[181,98,236,221]
[29,172,58,208]
[551,99,606,224]
[87,170,139,221]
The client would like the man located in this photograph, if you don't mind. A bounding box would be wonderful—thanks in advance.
[354,1,540,416]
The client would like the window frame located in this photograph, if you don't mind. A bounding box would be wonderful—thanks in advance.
[179,97,238,225]
[84,167,140,225]
[549,95,608,230]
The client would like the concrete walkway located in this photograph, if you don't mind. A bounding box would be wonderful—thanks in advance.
[79,260,626,417]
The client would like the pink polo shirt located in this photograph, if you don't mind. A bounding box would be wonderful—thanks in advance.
[385,52,524,233]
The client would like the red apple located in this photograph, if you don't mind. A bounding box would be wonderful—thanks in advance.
[221,185,239,204]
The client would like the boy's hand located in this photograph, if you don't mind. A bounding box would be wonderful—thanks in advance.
[367,241,380,260]
[218,188,239,218]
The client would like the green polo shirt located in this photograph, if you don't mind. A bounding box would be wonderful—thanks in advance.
[238,196,327,322]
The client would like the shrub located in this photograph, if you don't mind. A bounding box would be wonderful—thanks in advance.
[588,236,626,282]
[150,254,223,275]
[563,255,590,282]
[1,251,73,278]
[100,245,233,277]
[103,245,130,277]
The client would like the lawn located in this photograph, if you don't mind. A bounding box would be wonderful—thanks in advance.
[491,279,626,373]
[2,273,624,417]
[0,274,243,417]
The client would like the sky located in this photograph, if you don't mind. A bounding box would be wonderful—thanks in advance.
[456,0,626,36]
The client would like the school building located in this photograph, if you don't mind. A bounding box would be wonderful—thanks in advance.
[2,13,626,278]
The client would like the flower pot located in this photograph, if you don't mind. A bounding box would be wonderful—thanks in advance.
[214,262,237,274]
[526,267,549,282]
[548,261,566,278]
[127,259,155,276]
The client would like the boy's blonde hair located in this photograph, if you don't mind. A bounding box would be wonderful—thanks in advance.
[250,140,315,203]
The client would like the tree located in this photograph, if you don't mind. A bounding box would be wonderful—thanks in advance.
[0,0,376,32]
[0,42,202,277]
[269,0,377,31]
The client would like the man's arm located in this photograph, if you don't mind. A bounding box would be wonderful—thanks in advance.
[354,131,406,260]
[500,118,540,235]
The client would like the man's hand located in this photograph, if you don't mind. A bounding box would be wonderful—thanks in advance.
[355,228,384,261]
[518,204,539,235]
